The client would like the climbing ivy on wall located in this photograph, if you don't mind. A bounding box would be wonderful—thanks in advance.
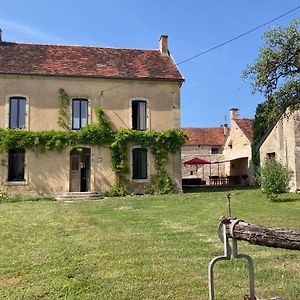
[110,128,187,195]
[0,88,187,196]
[57,88,71,130]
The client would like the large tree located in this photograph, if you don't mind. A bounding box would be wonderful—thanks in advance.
[243,19,300,166]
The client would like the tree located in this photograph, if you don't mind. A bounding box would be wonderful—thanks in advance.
[243,19,300,166]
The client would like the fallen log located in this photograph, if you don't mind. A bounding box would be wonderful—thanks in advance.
[220,217,300,251]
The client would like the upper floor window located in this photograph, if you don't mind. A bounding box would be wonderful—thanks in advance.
[9,97,26,128]
[8,149,25,181]
[132,148,148,180]
[72,99,88,130]
[211,147,220,154]
[132,100,147,130]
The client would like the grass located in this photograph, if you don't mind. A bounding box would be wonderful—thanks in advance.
[0,188,299,299]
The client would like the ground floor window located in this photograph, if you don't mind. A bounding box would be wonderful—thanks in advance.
[132,148,148,179]
[8,149,25,181]
[267,152,276,160]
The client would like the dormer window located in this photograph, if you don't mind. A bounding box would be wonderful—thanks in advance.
[132,100,147,130]
[72,99,88,130]
[9,97,26,128]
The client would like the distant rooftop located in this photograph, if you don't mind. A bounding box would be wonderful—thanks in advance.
[182,127,226,146]
[233,118,253,142]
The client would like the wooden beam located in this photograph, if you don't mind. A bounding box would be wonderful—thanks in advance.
[220,217,300,251]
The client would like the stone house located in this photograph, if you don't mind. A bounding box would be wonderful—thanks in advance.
[222,108,254,185]
[181,127,227,183]
[259,108,300,192]
[181,108,254,186]
[0,35,184,196]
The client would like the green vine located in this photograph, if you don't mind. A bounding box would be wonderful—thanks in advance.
[110,128,187,195]
[0,88,187,196]
[57,88,70,130]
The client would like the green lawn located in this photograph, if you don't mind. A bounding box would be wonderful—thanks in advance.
[0,188,299,299]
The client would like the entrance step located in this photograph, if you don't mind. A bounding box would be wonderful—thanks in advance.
[55,192,104,201]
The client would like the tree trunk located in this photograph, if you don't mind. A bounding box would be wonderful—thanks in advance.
[220,217,300,250]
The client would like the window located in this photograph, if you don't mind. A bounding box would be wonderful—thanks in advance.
[211,147,220,154]
[132,100,147,130]
[132,148,148,179]
[9,97,26,128]
[8,149,25,181]
[267,152,276,160]
[72,99,88,130]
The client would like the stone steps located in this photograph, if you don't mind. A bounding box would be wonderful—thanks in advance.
[55,192,104,201]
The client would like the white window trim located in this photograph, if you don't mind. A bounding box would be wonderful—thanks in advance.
[6,94,30,130]
[129,98,150,130]
[130,145,150,182]
[70,97,91,130]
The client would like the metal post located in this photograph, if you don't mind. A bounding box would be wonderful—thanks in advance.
[227,192,232,217]
[208,221,256,299]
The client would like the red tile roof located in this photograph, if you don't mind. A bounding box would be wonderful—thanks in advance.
[0,42,183,81]
[182,127,226,146]
[233,118,253,142]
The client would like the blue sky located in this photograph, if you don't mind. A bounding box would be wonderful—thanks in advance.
[0,1,299,127]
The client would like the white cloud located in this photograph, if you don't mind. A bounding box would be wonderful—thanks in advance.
[0,19,64,43]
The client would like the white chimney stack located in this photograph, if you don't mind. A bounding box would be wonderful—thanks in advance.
[159,35,169,56]
[230,108,239,121]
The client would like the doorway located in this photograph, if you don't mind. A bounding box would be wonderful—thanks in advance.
[70,148,91,192]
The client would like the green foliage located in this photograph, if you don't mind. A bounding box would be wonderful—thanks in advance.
[110,128,187,193]
[243,19,300,97]
[105,183,130,197]
[0,126,114,151]
[259,159,292,201]
[244,19,300,167]
[144,170,175,195]
[0,183,8,202]
[57,88,71,130]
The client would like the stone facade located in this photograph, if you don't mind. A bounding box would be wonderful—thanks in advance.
[181,127,226,183]
[182,109,254,186]
[222,109,254,185]
[0,36,183,195]
[259,109,300,192]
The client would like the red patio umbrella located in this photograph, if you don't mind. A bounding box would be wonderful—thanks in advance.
[183,157,211,165]
[183,157,211,178]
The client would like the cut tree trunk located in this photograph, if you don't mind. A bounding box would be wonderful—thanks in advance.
[220,217,300,251]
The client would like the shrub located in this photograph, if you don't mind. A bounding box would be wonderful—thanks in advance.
[260,160,292,200]
[0,184,8,202]
[144,170,175,195]
[105,184,130,197]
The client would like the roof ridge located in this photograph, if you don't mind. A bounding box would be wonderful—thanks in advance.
[1,41,159,52]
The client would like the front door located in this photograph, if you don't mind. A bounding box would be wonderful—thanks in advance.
[70,148,91,192]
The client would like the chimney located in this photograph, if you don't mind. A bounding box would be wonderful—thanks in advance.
[159,35,169,56]
[230,108,239,122]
